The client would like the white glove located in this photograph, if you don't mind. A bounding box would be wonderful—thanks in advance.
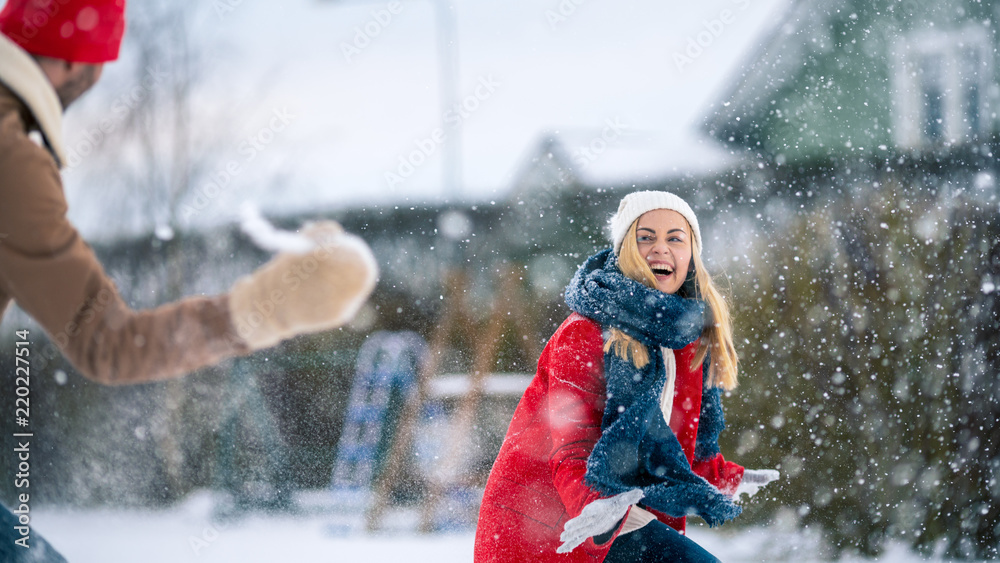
[557,489,643,554]
[733,468,780,500]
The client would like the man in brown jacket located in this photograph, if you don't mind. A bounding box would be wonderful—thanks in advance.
[0,0,378,385]
[0,1,377,559]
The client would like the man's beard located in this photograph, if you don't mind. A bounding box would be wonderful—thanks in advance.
[56,65,100,109]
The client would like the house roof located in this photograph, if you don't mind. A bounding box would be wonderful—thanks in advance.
[508,129,737,201]
[702,0,849,150]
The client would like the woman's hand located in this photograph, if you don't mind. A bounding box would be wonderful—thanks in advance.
[733,468,780,500]
[557,488,644,554]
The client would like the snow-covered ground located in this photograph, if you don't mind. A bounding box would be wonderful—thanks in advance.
[30,490,944,562]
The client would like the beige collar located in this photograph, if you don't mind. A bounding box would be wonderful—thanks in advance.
[0,34,66,168]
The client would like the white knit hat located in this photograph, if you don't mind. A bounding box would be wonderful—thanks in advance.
[609,191,701,255]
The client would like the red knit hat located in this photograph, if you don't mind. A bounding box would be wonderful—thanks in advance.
[0,0,126,63]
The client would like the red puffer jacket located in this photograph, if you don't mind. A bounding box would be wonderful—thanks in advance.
[474,313,743,562]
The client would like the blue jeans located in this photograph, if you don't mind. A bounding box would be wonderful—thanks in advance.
[0,503,67,563]
[604,520,721,563]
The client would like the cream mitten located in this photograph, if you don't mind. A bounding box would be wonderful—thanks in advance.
[557,489,644,554]
[228,221,378,350]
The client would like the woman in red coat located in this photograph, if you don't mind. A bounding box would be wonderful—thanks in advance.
[474,191,778,562]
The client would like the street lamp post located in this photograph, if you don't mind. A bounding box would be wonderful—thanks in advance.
[327,0,462,200]
[433,0,461,201]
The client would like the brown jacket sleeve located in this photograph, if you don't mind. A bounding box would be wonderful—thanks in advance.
[0,105,249,385]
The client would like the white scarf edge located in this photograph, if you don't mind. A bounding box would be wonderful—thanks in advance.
[0,34,66,168]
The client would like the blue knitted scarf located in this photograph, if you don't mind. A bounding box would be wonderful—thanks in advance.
[564,249,741,526]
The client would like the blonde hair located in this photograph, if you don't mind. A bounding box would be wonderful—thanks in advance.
[604,220,739,390]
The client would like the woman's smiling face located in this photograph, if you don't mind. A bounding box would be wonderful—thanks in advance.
[634,209,693,295]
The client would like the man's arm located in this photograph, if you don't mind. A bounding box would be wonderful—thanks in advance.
[0,138,248,384]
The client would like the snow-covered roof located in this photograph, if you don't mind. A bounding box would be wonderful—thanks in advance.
[702,0,844,147]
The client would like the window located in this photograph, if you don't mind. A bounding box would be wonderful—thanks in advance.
[890,26,993,149]
[918,52,945,141]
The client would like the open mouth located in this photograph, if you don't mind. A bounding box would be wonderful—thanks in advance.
[650,265,674,277]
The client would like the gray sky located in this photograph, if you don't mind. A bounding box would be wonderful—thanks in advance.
[63,0,785,236]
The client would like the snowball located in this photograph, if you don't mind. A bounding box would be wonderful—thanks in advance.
[239,202,315,254]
